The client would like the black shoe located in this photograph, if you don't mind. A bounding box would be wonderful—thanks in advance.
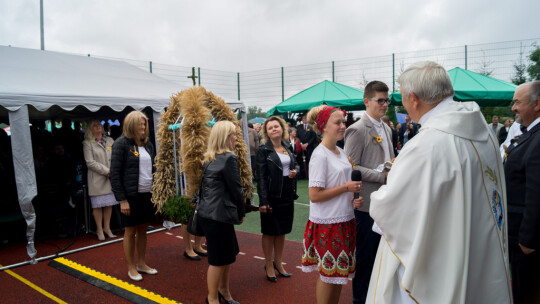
[218,292,240,304]
[273,262,292,277]
[183,251,201,261]
[206,297,209,304]
[193,249,208,257]
[264,266,277,282]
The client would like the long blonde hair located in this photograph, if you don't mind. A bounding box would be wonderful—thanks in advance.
[84,119,104,141]
[204,121,237,162]
[122,111,149,146]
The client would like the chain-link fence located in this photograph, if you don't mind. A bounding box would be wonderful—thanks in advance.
[91,38,539,111]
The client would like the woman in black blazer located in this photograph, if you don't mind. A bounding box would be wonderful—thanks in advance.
[257,116,299,283]
[198,121,245,304]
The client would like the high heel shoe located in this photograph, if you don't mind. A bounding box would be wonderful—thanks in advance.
[273,262,292,277]
[105,232,117,238]
[193,249,208,257]
[205,297,209,304]
[264,266,277,282]
[183,251,201,261]
[218,292,240,304]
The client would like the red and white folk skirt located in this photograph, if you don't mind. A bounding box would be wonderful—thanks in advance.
[301,218,356,285]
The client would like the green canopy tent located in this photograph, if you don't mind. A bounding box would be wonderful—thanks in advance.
[390,67,517,107]
[267,80,365,116]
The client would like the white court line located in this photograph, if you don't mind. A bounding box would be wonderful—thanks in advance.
[253,256,265,260]
[176,236,182,239]
[165,232,173,235]
[296,266,302,269]
[239,252,246,255]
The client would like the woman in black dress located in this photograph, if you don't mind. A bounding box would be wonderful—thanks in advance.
[257,116,298,282]
[198,121,245,304]
[110,111,157,282]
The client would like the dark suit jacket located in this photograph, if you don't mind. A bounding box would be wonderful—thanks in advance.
[498,126,509,145]
[391,128,399,156]
[504,122,540,249]
[399,123,418,146]
[296,123,317,153]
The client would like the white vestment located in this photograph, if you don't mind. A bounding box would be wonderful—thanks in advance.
[367,101,512,303]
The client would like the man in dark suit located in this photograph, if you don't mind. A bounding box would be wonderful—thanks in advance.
[382,115,398,156]
[296,113,316,179]
[504,80,540,304]
[398,115,417,147]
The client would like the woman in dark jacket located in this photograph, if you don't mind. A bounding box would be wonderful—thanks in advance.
[110,111,157,282]
[198,121,245,304]
[257,116,298,283]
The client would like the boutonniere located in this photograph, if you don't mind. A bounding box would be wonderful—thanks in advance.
[348,156,355,169]
[371,134,382,143]
[107,146,111,151]
[130,145,139,157]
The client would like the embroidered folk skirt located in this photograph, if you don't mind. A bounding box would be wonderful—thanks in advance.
[301,219,356,285]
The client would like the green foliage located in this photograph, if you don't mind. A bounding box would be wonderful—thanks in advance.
[477,50,494,77]
[512,44,528,85]
[480,106,514,122]
[161,195,193,224]
[247,106,266,120]
[528,46,540,81]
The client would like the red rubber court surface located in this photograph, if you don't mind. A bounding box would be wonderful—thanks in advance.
[0,227,353,303]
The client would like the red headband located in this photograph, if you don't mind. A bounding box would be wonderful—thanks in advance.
[315,106,346,133]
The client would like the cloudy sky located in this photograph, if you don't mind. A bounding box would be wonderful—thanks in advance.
[1,0,539,72]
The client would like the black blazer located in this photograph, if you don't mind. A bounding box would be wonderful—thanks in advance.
[110,136,155,202]
[198,153,245,224]
[296,123,317,153]
[256,141,299,206]
[504,123,540,249]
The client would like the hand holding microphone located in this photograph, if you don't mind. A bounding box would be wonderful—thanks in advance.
[350,170,363,210]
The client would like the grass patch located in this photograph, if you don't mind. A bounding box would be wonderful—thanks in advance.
[237,179,310,242]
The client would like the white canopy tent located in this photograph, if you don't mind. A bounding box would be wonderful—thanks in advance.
[0,46,248,262]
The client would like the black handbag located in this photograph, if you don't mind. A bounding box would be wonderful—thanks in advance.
[187,165,207,237]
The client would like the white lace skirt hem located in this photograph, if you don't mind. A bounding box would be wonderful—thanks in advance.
[301,265,354,285]
[90,193,119,208]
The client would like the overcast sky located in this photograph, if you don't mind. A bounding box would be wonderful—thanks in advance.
[1,0,539,72]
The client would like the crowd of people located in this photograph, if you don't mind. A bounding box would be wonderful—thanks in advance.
[2,61,538,303]
[242,62,539,303]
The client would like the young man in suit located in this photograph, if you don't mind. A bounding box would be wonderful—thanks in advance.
[504,81,540,303]
[296,113,316,179]
[344,80,394,304]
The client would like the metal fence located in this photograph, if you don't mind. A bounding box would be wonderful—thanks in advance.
[91,38,540,111]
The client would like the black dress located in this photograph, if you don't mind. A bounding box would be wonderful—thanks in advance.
[260,176,295,235]
[256,141,298,236]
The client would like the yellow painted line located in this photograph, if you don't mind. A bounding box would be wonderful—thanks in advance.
[53,257,179,304]
[0,264,67,304]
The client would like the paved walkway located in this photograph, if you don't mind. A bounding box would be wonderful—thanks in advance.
[0,226,353,303]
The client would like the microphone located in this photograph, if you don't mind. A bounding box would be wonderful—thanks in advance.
[351,170,362,200]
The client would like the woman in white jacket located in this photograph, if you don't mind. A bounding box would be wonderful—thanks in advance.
[83,120,118,241]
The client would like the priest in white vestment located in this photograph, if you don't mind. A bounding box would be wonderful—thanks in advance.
[366,61,512,304]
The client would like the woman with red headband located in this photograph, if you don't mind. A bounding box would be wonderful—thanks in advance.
[301,105,363,303]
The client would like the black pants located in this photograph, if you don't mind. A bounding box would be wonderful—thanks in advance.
[352,210,380,304]
[510,242,540,303]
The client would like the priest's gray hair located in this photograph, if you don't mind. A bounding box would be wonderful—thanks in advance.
[398,61,454,105]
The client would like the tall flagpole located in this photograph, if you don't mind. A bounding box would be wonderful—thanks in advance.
[40,0,44,50]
